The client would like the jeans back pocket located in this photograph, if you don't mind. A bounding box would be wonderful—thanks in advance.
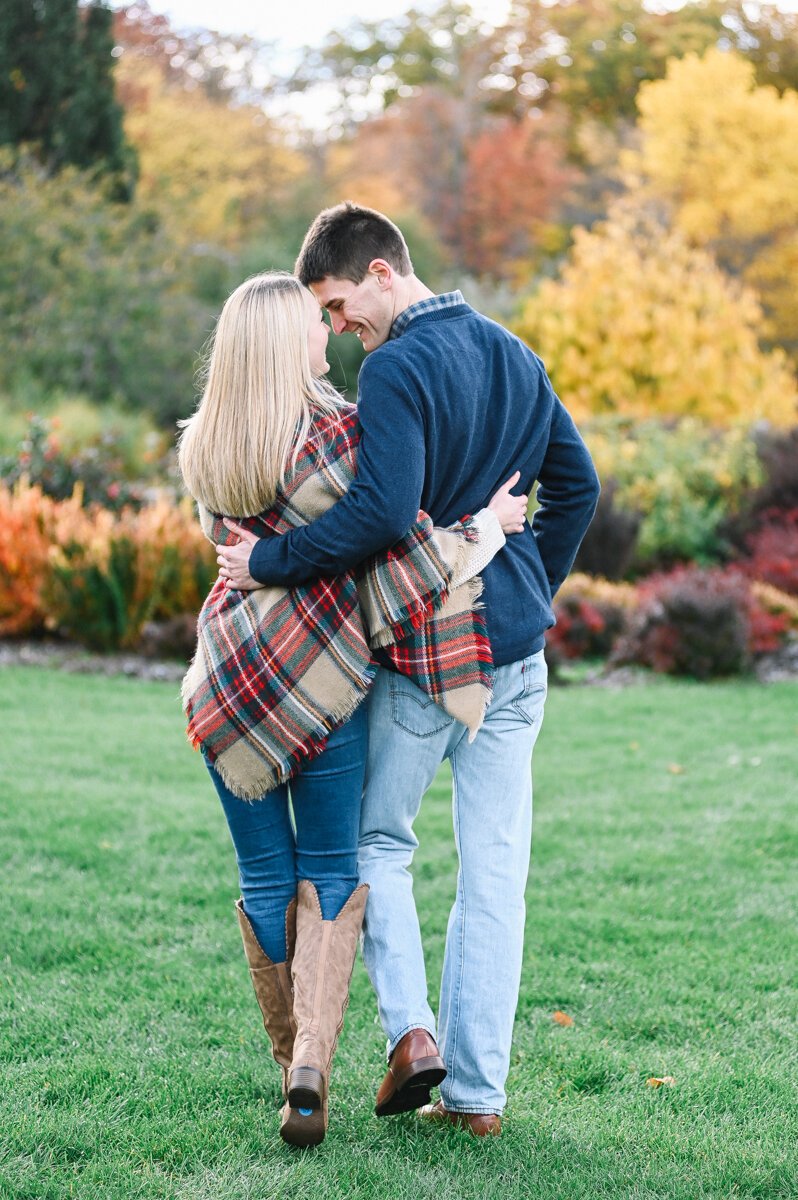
[389,679,454,738]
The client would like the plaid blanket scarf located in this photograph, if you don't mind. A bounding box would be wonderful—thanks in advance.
[182,404,494,800]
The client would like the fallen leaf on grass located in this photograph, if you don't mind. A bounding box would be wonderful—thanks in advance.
[646,1076,676,1088]
[552,1011,574,1027]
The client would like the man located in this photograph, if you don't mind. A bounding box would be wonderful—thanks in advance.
[218,202,600,1136]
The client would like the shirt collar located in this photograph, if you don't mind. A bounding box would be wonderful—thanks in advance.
[389,290,466,340]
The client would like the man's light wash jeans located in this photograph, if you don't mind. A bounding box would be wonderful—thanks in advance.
[358,650,548,1116]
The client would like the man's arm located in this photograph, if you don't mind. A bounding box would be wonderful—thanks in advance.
[532,395,600,598]
[247,357,426,587]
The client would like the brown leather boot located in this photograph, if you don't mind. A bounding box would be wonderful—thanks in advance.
[236,898,308,1143]
[375,1028,446,1116]
[420,1099,502,1137]
[235,897,297,1097]
[282,880,369,1148]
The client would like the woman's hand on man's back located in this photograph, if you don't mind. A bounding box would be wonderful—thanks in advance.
[488,472,527,535]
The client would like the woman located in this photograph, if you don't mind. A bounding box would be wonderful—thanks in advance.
[177,273,525,1148]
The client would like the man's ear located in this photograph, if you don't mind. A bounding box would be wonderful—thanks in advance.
[368,259,394,289]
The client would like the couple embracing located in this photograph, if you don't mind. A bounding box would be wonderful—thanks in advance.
[178,203,599,1147]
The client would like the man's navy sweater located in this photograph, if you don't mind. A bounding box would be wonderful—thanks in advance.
[249,298,600,667]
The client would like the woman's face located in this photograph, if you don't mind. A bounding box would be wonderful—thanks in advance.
[304,288,330,376]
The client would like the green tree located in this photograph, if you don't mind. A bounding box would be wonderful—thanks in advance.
[506,0,798,131]
[509,0,724,123]
[0,152,210,424]
[288,2,512,129]
[722,2,798,95]
[0,0,136,195]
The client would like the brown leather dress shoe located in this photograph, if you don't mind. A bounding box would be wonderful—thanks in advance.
[420,1099,502,1137]
[375,1029,447,1117]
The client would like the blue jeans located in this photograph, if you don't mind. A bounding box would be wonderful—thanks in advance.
[206,703,368,963]
[358,651,548,1115]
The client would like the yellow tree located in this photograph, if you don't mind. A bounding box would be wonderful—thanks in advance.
[626,48,798,353]
[115,57,306,249]
[512,203,797,426]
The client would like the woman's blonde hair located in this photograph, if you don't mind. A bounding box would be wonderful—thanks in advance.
[177,272,343,517]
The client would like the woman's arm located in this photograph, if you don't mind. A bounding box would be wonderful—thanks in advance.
[447,473,527,589]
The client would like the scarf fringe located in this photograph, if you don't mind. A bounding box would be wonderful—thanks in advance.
[367,517,482,649]
[193,662,376,801]
[369,585,448,648]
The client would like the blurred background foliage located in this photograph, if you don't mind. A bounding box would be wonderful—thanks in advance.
[1,0,797,673]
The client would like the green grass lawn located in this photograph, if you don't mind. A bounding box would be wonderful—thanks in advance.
[1,666,796,1199]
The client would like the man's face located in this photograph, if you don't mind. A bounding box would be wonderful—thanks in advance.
[310,266,394,353]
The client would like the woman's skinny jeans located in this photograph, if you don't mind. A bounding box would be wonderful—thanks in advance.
[204,703,367,963]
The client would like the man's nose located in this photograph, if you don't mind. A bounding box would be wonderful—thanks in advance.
[329,311,347,335]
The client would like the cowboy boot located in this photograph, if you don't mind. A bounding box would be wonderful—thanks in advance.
[235,897,297,1099]
[281,880,369,1148]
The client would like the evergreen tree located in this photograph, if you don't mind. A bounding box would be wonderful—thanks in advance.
[0,0,136,197]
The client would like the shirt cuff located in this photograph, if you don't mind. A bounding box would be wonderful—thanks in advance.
[449,507,506,589]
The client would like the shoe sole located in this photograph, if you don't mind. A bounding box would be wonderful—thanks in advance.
[375,1056,447,1117]
[280,1104,326,1148]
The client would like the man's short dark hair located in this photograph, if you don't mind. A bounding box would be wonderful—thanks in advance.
[295,202,413,286]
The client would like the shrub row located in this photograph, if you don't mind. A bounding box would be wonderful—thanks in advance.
[0,481,214,651]
[550,561,798,680]
[4,410,796,582]
[576,419,798,578]
[1,486,796,677]
[0,409,172,511]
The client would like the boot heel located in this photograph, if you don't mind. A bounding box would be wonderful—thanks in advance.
[288,1065,324,1110]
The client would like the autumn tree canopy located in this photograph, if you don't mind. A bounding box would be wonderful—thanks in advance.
[2,0,797,422]
[513,203,798,426]
[627,48,798,354]
[113,15,307,251]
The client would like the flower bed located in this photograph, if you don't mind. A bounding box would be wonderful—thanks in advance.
[0,481,215,652]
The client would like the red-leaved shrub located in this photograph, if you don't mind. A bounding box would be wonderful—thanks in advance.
[742,509,798,596]
[549,595,628,661]
[612,566,791,679]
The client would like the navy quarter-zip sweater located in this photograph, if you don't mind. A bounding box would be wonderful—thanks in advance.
[249,298,600,667]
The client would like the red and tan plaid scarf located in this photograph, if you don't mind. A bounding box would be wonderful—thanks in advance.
[182,405,494,799]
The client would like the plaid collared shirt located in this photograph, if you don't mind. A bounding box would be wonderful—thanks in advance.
[389,290,465,340]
